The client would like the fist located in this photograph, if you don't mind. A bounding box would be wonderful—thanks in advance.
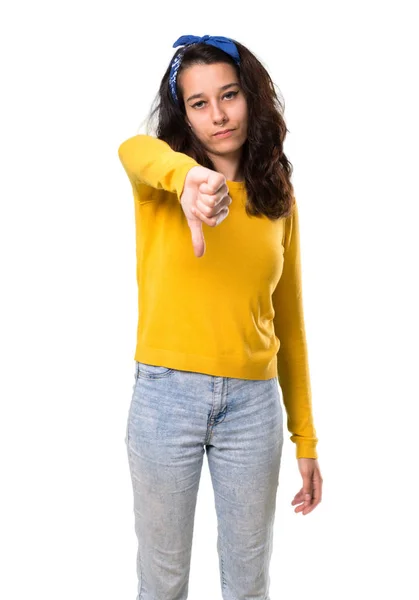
[180,166,232,257]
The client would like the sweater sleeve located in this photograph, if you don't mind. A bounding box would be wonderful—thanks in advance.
[117,134,200,201]
[272,199,319,459]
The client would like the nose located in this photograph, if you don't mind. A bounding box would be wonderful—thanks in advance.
[210,101,228,124]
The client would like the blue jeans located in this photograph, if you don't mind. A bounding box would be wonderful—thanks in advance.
[125,361,284,600]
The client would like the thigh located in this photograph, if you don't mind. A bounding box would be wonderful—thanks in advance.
[125,361,206,599]
[206,377,284,600]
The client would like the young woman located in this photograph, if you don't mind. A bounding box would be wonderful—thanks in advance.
[118,34,323,600]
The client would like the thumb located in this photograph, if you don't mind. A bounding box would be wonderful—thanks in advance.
[188,218,206,257]
[302,476,313,502]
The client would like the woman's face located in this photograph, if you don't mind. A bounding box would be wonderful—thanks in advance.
[179,62,248,155]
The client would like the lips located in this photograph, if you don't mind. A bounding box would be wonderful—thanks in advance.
[214,129,234,136]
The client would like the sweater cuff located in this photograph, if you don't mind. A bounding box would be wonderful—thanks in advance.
[295,440,318,459]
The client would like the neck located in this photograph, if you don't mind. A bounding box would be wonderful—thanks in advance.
[207,148,243,182]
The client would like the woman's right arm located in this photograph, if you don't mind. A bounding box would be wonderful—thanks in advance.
[118,134,200,201]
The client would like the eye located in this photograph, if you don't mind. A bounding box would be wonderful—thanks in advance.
[192,90,239,109]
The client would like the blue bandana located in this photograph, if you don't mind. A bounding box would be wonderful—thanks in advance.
[169,35,241,105]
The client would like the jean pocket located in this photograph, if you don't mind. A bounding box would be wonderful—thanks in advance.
[136,361,174,379]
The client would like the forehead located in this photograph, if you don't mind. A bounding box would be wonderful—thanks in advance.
[179,62,238,93]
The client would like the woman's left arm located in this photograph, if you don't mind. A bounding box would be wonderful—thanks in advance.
[272,199,319,460]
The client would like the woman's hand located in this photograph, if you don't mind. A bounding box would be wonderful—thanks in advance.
[180,166,232,258]
[291,458,323,515]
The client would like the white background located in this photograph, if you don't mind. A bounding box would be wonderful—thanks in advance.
[1,1,418,598]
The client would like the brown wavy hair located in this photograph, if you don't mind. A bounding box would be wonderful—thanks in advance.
[142,39,295,220]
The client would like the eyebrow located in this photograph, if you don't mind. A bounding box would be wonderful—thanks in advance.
[186,82,240,103]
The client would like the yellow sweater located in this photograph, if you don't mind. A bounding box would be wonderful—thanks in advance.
[118,134,318,459]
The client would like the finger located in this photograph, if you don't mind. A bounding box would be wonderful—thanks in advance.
[291,489,305,504]
[293,487,305,502]
[188,218,205,257]
[292,488,313,513]
[297,495,311,510]
[195,199,216,219]
[303,481,322,514]
[294,500,312,514]
[191,205,217,227]
[291,488,307,506]
[199,180,228,197]
[294,488,304,500]
[192,205,229,227]
[302,502,317,515]
[301,485,323,515]
[301,477,313,504]
[293,502,308,512]
[196,199,230,223]
[196,194,231,218]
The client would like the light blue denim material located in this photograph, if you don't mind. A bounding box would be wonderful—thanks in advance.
[125,360,284,600]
